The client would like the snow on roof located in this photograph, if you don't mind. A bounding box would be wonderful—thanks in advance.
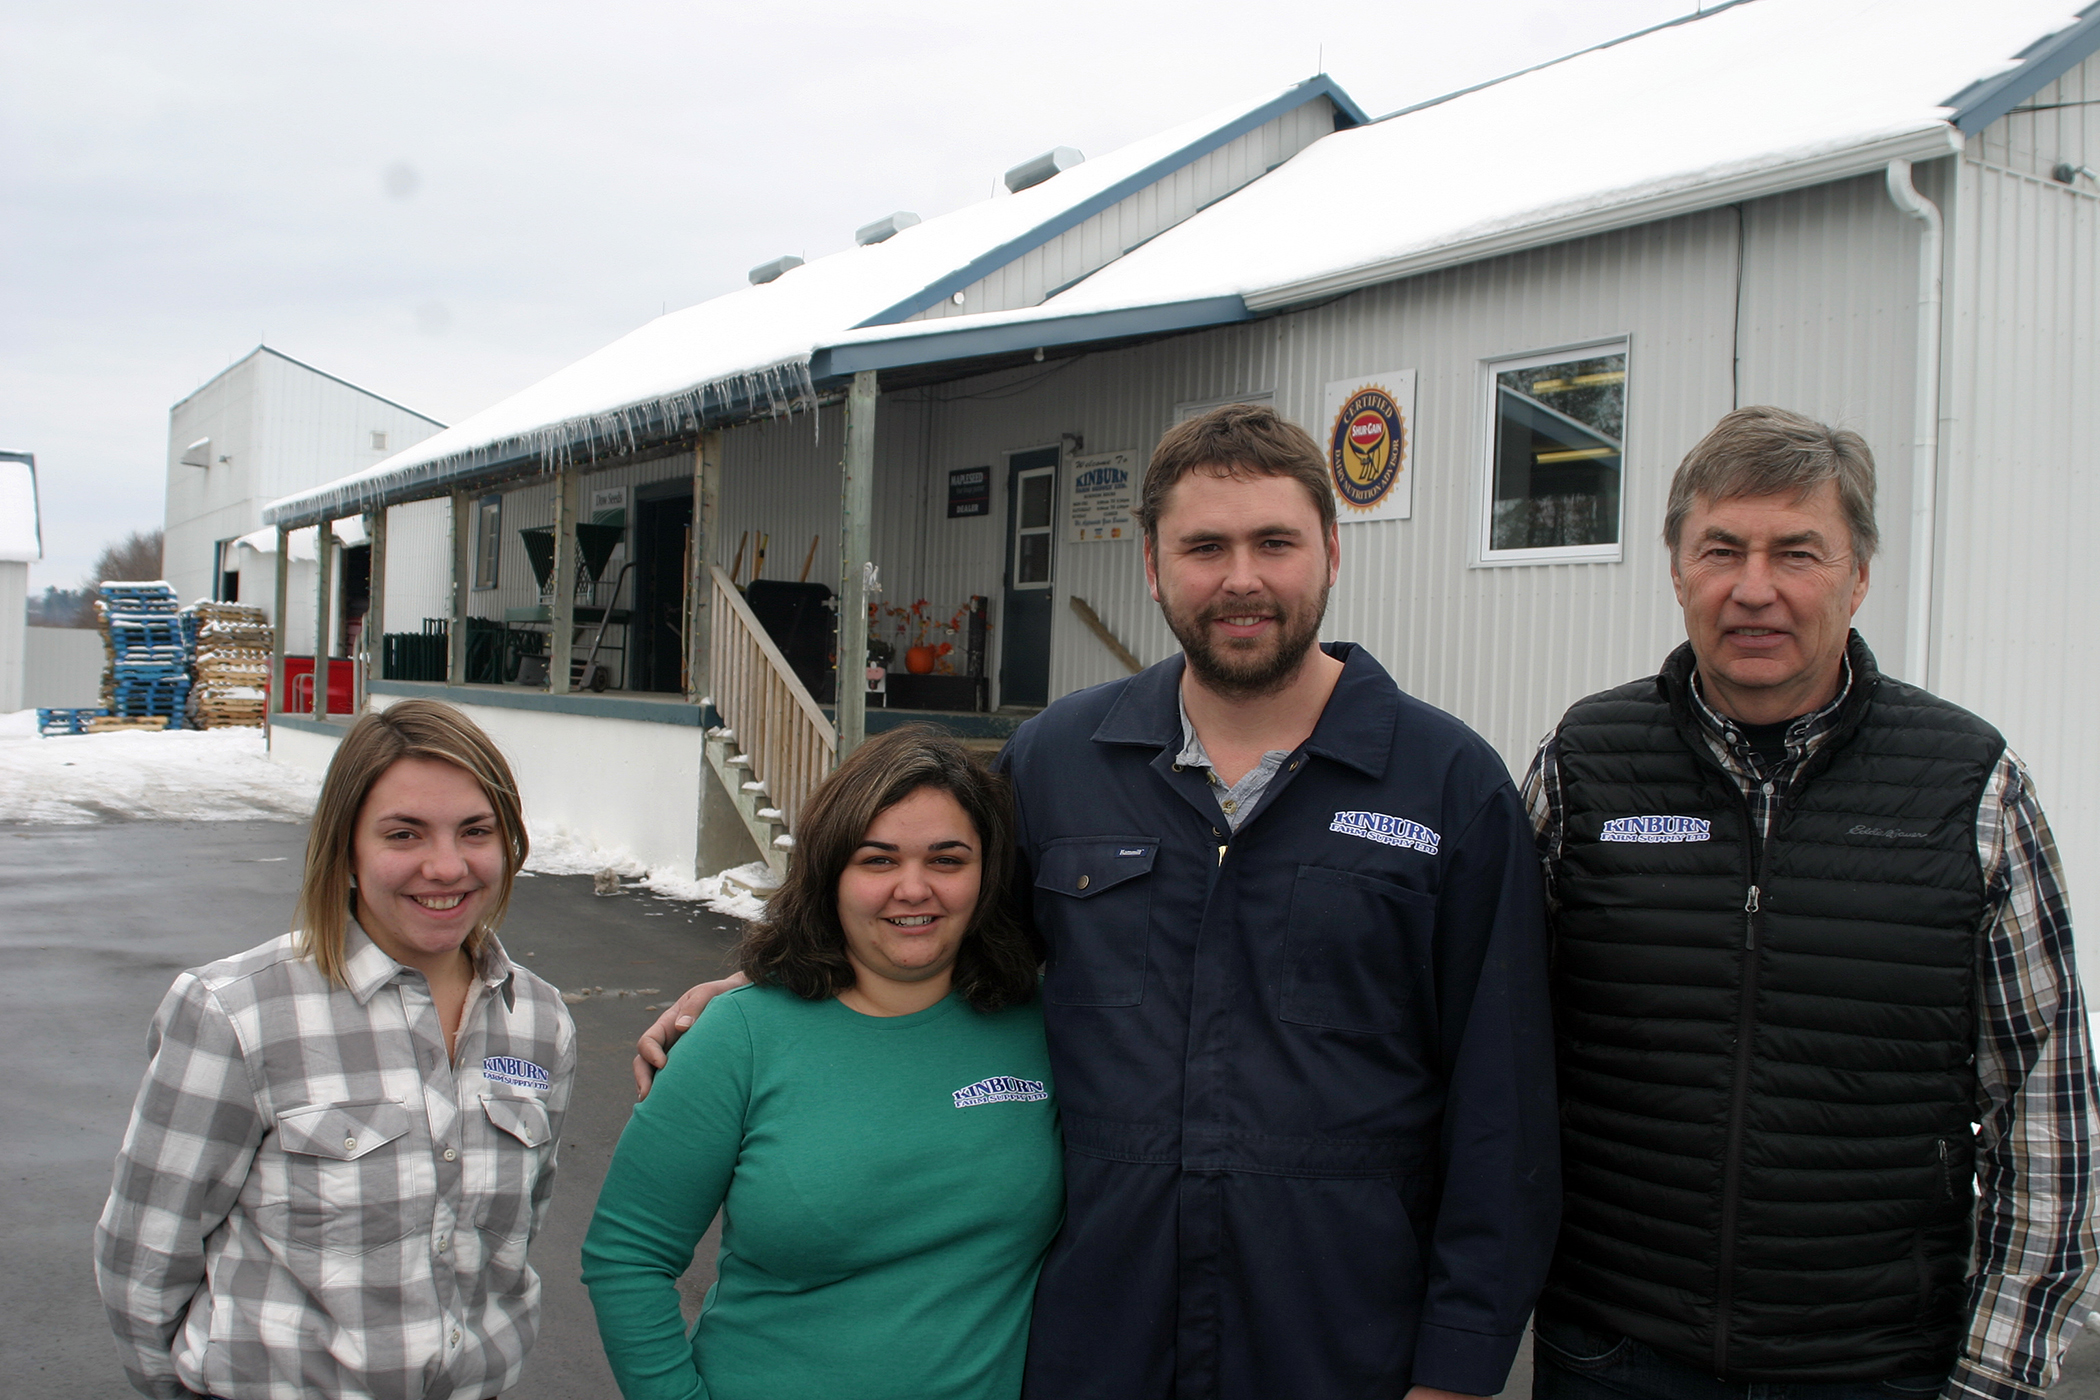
[833,0,2090,345]
[0,455,41,563]
[1028,0,2083,311]
[266,79,1353,527]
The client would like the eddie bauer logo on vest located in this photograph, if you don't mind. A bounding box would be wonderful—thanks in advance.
[1849,823,1933,839]
[1329,811,1441,855]
[1600,815,1712,843]
[952,1076,1049,1108]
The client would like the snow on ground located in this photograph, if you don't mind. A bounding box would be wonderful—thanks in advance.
[0,713,321,823]
[0,712,774,921]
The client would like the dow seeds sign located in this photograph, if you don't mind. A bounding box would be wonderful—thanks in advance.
[1322,370,1416,523]
[1066,451,1136,542]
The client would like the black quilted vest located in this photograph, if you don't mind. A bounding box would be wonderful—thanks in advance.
[1541,634,2004,1381]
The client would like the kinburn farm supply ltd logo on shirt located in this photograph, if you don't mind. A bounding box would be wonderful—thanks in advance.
[1329,811,1441,855]
[953,1076,1049,1109]
[1599,815,1712,844]
[482,1056,551,1092]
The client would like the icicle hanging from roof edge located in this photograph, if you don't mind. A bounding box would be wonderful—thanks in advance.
[269,358,817,524]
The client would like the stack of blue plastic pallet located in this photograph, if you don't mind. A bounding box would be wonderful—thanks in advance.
[36,707,111,736]
[99,582,194,729]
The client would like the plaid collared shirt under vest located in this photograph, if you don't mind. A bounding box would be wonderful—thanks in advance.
[95,925,576,1400]
[1524,660,2099,1400]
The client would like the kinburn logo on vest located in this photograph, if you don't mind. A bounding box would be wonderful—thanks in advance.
[1329,811,1441,855]
[1599,815,1712,844]
[952,1076,1049,1108]
[482,1056,551,1091]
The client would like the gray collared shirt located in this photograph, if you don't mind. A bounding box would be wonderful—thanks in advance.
[95,925,577,1400]
[1175,689,1292,831]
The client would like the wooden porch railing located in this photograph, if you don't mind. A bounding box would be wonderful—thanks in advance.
[707,565,837,835]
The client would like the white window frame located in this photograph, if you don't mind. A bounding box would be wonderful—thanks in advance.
[1008,451,1058,592]
[1474,339,1630,567]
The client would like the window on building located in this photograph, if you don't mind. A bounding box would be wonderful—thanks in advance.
[474,494,501,590]
[371,430,388,451]
[1480,343,1627,563]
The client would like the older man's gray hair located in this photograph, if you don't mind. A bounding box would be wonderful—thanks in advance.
[1663,406,1879,562]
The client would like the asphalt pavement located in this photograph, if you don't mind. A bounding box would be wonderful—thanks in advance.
[7,817,2099,1399]
[0,818,742,1400]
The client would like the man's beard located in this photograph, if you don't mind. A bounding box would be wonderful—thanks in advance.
[1161,581,1330,700]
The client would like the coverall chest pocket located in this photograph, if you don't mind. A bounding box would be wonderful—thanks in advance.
[1035,836,1159,1007]
[1280,866,1437,1034]
[276,1099,415,1253]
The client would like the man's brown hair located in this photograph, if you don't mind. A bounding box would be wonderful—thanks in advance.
[1665,405,1879,562]
[1137,403,1336,542]
[736,725,1038,1013]
[295,699,529,985]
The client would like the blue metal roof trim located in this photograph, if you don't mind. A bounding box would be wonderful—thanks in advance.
[815,297,1253,378]
[1945,2,2100,133]
[851,76,1365,330]
[1370,0,1756,124]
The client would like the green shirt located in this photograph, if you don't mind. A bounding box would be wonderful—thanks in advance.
[582,985,1063,1400]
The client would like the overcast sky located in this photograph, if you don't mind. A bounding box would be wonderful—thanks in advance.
[4,0,1696,591]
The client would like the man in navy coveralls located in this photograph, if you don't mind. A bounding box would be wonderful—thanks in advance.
[641,405,1560,1400]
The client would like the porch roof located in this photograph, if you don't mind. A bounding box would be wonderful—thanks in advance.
[262,77,1365,530]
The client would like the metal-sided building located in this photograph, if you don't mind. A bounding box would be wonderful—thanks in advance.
[0,451,41,712]
[164,346,446,657]
[261,0,2100,956]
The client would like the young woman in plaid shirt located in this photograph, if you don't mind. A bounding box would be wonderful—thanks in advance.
[96,700,577,1400]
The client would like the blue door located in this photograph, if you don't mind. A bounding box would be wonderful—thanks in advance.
[999,446,1058,707]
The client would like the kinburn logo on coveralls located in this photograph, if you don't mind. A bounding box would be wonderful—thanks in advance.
[1328,811,1441,855]
[952,1076,1049,1108]
[482,1056,551,1091]
[1599,815,1712,843]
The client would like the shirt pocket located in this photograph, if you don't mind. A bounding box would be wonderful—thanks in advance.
[1035,836,1159,1007]
[472,1093,552,1241]
[275,1099,415,1253]
[1279,865,1437,1035]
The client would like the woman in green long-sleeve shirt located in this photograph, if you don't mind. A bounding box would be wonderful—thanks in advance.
[582,729,1061,1400]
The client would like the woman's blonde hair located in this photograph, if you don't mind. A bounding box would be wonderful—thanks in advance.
[295,699,529,985]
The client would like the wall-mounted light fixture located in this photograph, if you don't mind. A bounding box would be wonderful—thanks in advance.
[179,438,211,468]
[2051,162,2096,185]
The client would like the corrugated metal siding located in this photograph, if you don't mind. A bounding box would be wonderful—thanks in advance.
[909,98,1338,322]
[1937,79,2100,972]
[1971,49,2099,183]
[163,351,443,611]
[379,498,453,633]
[1733,168,1931,677]
[704,184,1931,770]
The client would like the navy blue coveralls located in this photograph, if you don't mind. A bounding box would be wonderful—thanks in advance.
[1000,644,1559,1400]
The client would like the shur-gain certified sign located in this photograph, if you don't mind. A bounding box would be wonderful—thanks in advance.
[1322,370,1416,523]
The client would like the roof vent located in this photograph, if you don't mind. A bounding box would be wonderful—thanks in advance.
[1003,146,1084,194]
[855,211,921,246]
[180,437,211,468]
[748,255,805,286]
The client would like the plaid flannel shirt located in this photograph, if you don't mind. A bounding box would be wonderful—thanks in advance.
[94,926,576,1400]
[1524,661,2099,1400]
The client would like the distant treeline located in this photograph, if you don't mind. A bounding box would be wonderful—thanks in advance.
[30,528,163,628]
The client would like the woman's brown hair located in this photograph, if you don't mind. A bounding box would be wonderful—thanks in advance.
[295,699,529,985]
[737,725,1037,1013]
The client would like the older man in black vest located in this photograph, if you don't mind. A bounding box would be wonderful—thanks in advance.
[1525,406,2097,1400]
